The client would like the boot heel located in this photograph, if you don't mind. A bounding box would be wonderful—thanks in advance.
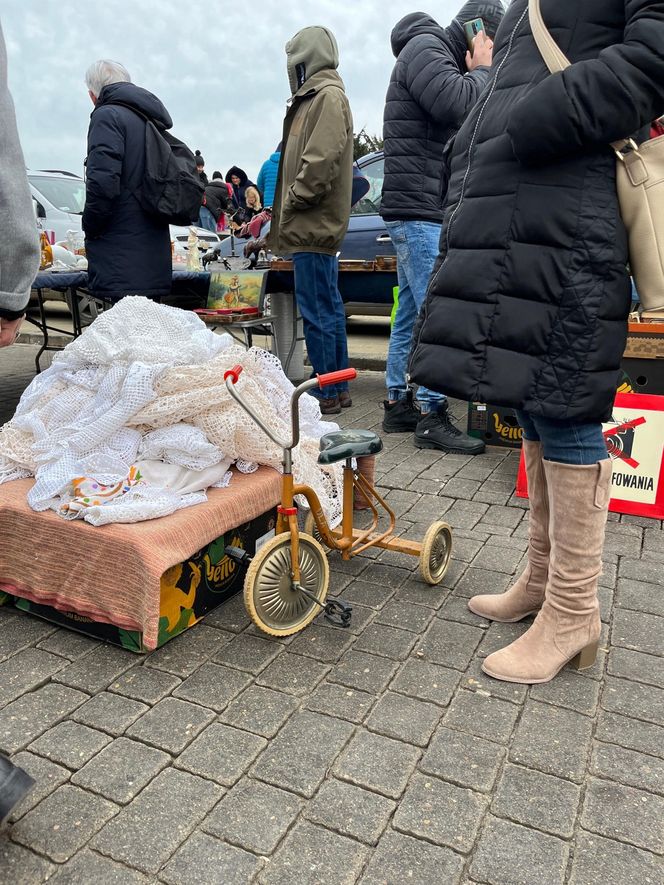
[570,641,598,671]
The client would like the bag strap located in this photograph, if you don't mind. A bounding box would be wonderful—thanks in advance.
[528,0,633,156]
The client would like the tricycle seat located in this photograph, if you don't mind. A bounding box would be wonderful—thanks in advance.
[318,430,383,465]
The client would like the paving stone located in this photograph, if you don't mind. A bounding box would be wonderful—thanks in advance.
[492,763,581,838]
[71,736,170,804]
[108,664,181,704]
[259,820,369,885]
[328,649,399,694]
[70,691,149,736]
[471,544,523,574]
[51,645,135,694]
[374,599,435,633]
[569,830,664,885]
[602,676,664,727]
[612,608,664,657]
[213,632,283,674]
[441,500,489,530]
[454,568,512,598]
[204,778,303,855]
[359,830,464,885]
[351,622,418,661]
[172,661,251,712]
[0,841,56,885]
[29,720,112,770]
[618,557,663,586]
[416,619,484,670]
[7,751,70,820]
[444,689,520,744]
[420,725,506,793]
[438,593,490,626]
[385,575,450,608]
[144,624,230,677]
[476,620,528,657]
[510,701,594,784]
[256,652,330,696]
[444,534,484,564]
[393,773,487,852]
[596,711,664,760]
[91,768,221,873]
[442,477,483,499]
[334,578,396,610]
[252,710,353,798]
[288,624,355,663]
[306,681,376,723]
[220,684,298,738]
[366,691,441,747]
[315,600,376,635]
[599,560,618,589]
[37,629,101,661]
[591,741,664,796]
[470,815,569,885]
[581,777,664,854]
[160,831,262,885]
[608,646,664,690]
[177,722,267,786]
[205,592,252,632]
[125,696,215,753]
[48,849,150,883]
[0,683,89,753]
[0,616,56,661]
[12,784,118,863]
[304,777,396,845]
[0,647,66,706]
[327,552,370,576]
[462,659,528,705]
[390,659,459,707]
[333,729,421,799]
[529,669,601,716]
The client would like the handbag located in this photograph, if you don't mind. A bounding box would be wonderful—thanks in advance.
[529,0,664,313]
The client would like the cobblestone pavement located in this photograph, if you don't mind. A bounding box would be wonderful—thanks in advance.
[1,345,663,884]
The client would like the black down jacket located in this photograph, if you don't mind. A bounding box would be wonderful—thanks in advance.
[83,82,172,299]
[410,0,664,423]
[380,11,496,223]
[204,179,232,222]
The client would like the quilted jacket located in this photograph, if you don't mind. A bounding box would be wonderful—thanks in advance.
[410,0,664,423]
[380,11,497,223]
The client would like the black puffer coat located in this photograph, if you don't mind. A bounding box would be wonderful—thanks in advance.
[410,0,664,423]
[380,10,497,223]
[204,179,232,221]
[83,82,172,299]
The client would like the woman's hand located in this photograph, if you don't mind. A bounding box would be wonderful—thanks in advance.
[0,315,24,348]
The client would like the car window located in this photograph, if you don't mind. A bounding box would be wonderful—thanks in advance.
[351,157,384,216]
[30,177,86,215]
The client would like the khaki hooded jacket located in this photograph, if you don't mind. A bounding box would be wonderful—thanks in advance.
[268,26,354,257]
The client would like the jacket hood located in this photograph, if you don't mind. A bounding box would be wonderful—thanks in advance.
[268,152,281,163]
[96,81,172,130]
[285,26,339,95]
[225,166,248,185]
[390,13,449,57]
[454,1,505,39]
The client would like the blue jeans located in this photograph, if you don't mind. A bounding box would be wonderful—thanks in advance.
[385,220,446,412]
[198,206,217,231]
[517,411,609,465]
[293,252,349,398]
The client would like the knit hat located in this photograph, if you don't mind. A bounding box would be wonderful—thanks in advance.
[455,1,505,39]
[195,150,205,167]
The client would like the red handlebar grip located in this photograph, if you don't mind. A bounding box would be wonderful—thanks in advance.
[317,368,357,388]
[224,365,244,384]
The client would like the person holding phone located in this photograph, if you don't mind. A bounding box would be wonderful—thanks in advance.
[410,0,664,684]
[380,2,505,454]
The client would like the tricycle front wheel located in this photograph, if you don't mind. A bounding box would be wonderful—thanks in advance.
[244,533,329,636]
[419,521,453,585]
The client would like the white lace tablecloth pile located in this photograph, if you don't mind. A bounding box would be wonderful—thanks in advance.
[0,297,342,526]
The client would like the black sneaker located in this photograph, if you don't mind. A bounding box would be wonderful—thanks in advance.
[414,404,486,454]
[382,393,420,433]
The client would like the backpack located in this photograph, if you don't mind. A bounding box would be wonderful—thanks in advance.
[107,101,204,226]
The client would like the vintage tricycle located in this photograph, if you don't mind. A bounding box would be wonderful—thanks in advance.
[224,365,453,637]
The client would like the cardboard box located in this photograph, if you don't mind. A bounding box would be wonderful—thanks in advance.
[467,402,524,448]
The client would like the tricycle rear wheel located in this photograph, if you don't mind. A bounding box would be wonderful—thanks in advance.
[419,521,453,585]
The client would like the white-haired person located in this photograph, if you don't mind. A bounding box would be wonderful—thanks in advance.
[82,59,173,301]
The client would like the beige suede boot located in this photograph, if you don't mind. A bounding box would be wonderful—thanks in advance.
[468,440,549,622]
[482,458,611,684]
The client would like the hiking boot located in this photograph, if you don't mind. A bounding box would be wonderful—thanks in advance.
[382,392,420,433]
[414,403,485,454]
[319,396,342,416]
[339,391,353,409]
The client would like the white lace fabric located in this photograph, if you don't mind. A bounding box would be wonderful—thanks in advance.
[0,297,342,526]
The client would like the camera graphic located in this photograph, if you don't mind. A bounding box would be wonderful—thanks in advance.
[606,425,635,461]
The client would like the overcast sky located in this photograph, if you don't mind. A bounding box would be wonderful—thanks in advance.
[2,0,462,182]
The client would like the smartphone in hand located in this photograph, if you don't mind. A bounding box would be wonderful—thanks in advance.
[464,18,486,54]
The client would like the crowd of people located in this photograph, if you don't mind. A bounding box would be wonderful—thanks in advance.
[1,0,664,826]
